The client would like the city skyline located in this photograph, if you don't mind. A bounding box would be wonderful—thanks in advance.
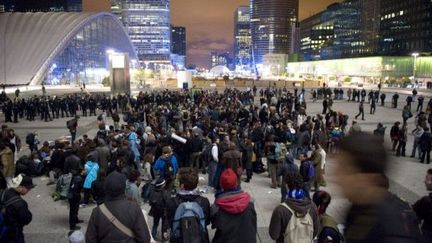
[171,0,342,68]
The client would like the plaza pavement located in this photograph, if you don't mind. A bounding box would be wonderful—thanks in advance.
[1,92,431,243]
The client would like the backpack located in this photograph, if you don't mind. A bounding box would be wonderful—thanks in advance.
[303,161,315,180]
[66,119,74,129]
[275,143,288,162]
[55,173,73,200]
[164,157,174,180]
[172,199,207,243]
[25,133,34,145]
[281,203,314,243]
[149,189,165,213]
[141,181,155,203]
[0,190,21,239]
[200,144,214,163]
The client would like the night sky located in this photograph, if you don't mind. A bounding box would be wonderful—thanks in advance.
[171,0,342,68]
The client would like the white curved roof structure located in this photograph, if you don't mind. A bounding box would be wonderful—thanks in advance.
[0,12,137,86]
[209,65,230,76]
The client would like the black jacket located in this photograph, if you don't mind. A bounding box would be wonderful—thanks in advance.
[1,189,32,242]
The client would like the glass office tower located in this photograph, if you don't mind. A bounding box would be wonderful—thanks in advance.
[234,6,252,70]
[250,0,299,65]
[122,0,171,65]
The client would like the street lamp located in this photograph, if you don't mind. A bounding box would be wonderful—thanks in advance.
[412,52,419,82]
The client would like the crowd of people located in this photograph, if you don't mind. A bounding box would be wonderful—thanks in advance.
[0,86,430,243]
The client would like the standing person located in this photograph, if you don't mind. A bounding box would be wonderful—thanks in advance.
[265,137,279,189]
[411,125,424,158]
[312,191,343,243]
[406,95,413,112]
[85,171,151,243]
[25,132,38,153]
[207,137,219,189]
[164,167,211,243]
[354,101,365,120]
[153,146,178,192]
[396,123,407,157]
[269,172,320,243]
[390,122,401,151]
[148,178,170,240]
[309,143,323,191]
[210,168,257,243]
[392,93,399,108]
[125,170,141,204]
[335,132,425,242]
[241,137,254,183]
[402,105,412,125]
[67,116,80,144]
[0,142,14,187]
[420,127,432,164]
[221,142,242,185]
[82,154,99,207]
[380,93,386,106]
[0,174,34,243]
[322,98,328,115]
[299,153,314,198]
[370,96,376,114]
[417,95,425,112]
[347,88,352,102]
[68,162,84,231]
[413,169,432,242]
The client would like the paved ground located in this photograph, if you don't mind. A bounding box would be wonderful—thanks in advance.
[1,92,431,243]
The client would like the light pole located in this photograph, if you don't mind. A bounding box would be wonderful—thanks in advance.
[412,52,419,83]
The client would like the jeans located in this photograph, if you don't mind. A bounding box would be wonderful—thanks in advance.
[411,140,421,158]
[303,182,310,198]
[268,162,279,187]
[421,150,431,164]
[152,215,161,239]
[207,161,218,188]
[70,131,76,144]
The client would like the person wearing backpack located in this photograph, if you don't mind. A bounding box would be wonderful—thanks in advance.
[269,172,319,243]
[149,178,170,240]
[0,174,34,243]
[336,132,426,243]
[210,168,257,243]
[299,153,314,198]
[413,168,432,242]
[154,146,178,192]
[278,152,298,203]
[165,167,210,243]
[312,191,343,243]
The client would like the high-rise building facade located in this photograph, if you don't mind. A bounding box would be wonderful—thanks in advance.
[299,0,380,61]
[250,0,299,65]
[380,0,432,55]
[0,0,82,12]
[122,0,171,64]
[171,26,186,56]
[234,6,252,69]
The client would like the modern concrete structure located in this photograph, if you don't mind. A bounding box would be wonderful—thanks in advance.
[0,12,137,86]
[234,6,252,71]
[250,0,299,65]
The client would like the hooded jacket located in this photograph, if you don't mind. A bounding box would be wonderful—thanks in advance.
[211,190,257,243]
[269,198,320,243]
[86,172,151,243]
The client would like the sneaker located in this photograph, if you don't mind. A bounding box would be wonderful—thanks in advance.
[79,204,88,208]
[77,219,84,224]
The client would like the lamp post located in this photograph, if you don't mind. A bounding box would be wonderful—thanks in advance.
[412,52,419,83]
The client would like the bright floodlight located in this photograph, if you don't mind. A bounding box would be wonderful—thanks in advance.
[412,52,419,57]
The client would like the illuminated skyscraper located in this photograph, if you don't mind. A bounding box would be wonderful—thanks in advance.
[250,0,299,65]
[234,6,252,70]
[0,0,82,12]
[171,26,186,56]
[121,0,171,64]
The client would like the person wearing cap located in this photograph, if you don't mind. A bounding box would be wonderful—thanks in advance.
[210,168,257,243]
[269,172,320,243]
[312,191,343,243]
[86,171,151,243]
[148,178,170,240]
[0,174,34,243]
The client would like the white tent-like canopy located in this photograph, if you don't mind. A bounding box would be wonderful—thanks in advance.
[0,12,137,86]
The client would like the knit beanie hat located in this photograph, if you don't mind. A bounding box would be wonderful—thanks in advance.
[104,171,127,198]
[220,168,237,190]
